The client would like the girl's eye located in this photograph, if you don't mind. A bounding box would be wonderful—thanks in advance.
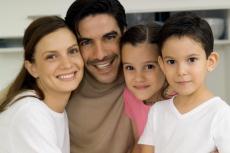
[145,64,155,70]
[123,65,134,71]
[188,57,198,63]
[166,59,175,65]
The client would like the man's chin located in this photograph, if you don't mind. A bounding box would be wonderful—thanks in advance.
[94,74,117,84]
[86,66,119,84]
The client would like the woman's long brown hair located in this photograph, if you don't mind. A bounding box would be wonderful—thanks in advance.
[0,16,67,112]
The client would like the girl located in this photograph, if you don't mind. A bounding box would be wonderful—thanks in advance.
[121,23,175,152]
[0,16,84,153]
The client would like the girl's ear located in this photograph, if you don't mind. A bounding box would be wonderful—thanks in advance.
[24,60,38,78]
[158,56,166,74]
[207,51,219,72]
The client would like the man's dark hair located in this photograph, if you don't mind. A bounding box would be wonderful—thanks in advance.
[158,12,214,58]
[65,0,127,35]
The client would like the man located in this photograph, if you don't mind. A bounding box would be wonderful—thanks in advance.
[65,0,134,153]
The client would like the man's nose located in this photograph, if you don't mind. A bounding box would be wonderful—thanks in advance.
[94,41,106,60]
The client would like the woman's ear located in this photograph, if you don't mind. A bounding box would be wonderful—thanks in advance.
[207,51,219,72]
[24,60,38,78]
[158,56,166,74]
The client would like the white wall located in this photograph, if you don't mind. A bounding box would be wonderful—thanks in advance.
[0,52,23,91]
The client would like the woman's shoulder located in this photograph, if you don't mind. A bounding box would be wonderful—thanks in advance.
[3,91,50,120]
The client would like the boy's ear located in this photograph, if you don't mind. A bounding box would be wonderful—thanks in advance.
[207,51,219,72]
[24,60,38,78]
[158,56,165,74]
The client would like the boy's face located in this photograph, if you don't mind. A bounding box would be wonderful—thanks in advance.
[77,14,122,84]
[159,36,217,96]
[122,42,165,101]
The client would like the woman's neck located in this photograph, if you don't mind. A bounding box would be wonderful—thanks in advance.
[44,92,70,113]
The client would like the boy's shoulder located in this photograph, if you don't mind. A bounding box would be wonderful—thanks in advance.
[150,98,173,111]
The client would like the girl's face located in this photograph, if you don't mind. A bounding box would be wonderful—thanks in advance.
[25,27,84,99]
[159,36,217,96]
[122,42,165,101]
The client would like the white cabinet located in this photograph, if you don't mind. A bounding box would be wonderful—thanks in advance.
[0,0,74,38]
[120,0,230,13]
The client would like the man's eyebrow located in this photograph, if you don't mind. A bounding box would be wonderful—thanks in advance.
[103,31,118,37]
[77,37,91,42]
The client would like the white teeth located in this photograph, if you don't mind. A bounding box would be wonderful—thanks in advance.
[95,62,111,69]
[58,73,75,79]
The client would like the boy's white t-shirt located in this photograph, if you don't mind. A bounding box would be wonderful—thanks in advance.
[0,91,70,153]
[139,97,230,153]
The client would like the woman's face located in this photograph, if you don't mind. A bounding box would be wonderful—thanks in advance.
[122,42,165,101]
[26,27,84,98]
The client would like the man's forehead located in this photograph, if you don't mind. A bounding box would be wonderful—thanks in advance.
[77,14,121,38]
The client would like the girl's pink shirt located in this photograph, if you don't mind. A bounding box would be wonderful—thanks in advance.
[123,88,151,137]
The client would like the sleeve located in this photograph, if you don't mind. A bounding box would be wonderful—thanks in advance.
[138,105,156,146]
[213,106,230,153]
[9,99,62,153]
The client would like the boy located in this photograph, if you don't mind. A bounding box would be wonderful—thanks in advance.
[139,12,230,153]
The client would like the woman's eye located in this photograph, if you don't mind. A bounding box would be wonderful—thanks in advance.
[68,48,79,54]
[45,54,57,60]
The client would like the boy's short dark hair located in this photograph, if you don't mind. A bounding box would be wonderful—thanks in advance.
[158,12,214,58]
[65,0,127,35]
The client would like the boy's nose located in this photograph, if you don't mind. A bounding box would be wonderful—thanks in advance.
[177,63,187,76]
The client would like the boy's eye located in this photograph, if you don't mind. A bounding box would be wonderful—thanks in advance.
[188,57,198,63]
[166,59,175,65]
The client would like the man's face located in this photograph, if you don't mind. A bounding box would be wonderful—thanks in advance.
[77,14,122,84]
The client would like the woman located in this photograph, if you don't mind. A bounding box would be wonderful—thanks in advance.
[0,16,84,153]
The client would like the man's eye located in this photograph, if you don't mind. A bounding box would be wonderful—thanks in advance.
[166,59,175,65]
[106,34,116,40]
[79,40,90,46]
